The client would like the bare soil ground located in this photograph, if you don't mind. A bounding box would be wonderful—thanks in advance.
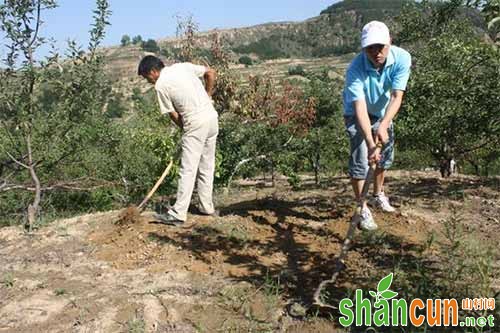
[1,171,499,332]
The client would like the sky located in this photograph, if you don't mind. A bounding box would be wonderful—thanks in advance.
[0,0,339,59]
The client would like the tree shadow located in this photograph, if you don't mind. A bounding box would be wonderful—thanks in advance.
[140,173,500,331]
[147,192,431,315]
[388,175,500,201]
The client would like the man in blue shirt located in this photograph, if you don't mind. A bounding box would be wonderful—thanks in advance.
[343,21,411,231]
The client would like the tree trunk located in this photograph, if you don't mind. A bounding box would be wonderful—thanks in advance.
[315,129,321,185]
[26,134,41,232]
[225,155,267,192]
[314,152,320,186]
[468,159,480,176]
[271,160,275,187]
[24,2,42,231]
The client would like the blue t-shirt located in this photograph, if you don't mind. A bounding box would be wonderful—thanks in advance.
[343,45,411,118]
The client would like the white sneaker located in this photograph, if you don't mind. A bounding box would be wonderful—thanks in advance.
[370,192,396,213]
[353,207,378,231]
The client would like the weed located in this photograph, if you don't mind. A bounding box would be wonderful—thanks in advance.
[54,288,66,296]
[226,224,250,245]
[127,317,145,333]
[358,229,392,248]
[195,220,251,246]
[2,273,14,288]
[393,206,499,332]
[56,225,69,237]
[437,206,498,298]
[217,283,253,312]
[147,234,162,243]
[262,270,283,310]
[193,322,205,332]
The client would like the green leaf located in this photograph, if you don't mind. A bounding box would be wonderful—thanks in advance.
[369,291,377,298]
[377,273,393,293]
[380,290,398,300]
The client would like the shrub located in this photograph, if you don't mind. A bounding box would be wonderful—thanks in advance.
[132,35,143,45]
[233,36,290,60]
[141,39,160,53]
[238,55,253,66]
[120,34,130,46]
[287,65,305,76]
[105,93,127,118]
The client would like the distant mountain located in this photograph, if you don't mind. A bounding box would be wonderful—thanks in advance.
[157,0,413,59]
[321,0,411,15]
[105,0,417,84]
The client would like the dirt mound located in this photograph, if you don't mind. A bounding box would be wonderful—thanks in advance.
[115,206,143,226]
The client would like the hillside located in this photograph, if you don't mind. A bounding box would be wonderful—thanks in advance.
[104,0,412,88]
[321,0,411,15]
[158,0,412,59]
[103,48,350,96]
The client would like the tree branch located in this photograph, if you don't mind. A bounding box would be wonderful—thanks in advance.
[5,151,29,169]
[0,179,119,193]
[456,137,500,156]
[28,0,42,50]
[463,57,487,77]
[225,155,268,192]
[283,135,294,148]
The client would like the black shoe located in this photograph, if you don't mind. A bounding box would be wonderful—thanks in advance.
[154,202,173,215]
[156,213,184,227]
[194,207,220,217]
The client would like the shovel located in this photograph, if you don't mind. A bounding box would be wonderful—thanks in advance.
[312,142,382,309]
[116,159,174,225]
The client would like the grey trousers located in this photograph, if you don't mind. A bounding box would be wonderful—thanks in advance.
[168,113,218,221]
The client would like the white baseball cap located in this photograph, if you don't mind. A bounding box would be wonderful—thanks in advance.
[361,21,391,48]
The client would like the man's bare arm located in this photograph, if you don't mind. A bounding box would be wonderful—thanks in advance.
[203,67,216,97]
[354,99,380,163]
[169,111,183,129]
[354,99,376,148]
[376,90,404,143]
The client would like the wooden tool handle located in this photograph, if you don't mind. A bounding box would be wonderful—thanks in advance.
[357,142,383,210]
[138,159,174,211]
[360,164,376,200]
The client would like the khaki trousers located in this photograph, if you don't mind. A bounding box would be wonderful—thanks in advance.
[168,113,218,221]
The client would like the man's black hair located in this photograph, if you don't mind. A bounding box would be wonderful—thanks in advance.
[137,55,164,76]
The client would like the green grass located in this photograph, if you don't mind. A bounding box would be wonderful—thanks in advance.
[262,270,284,311]
[2,273,14,288]
[54,288,67,296]
[127,317,145,333]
